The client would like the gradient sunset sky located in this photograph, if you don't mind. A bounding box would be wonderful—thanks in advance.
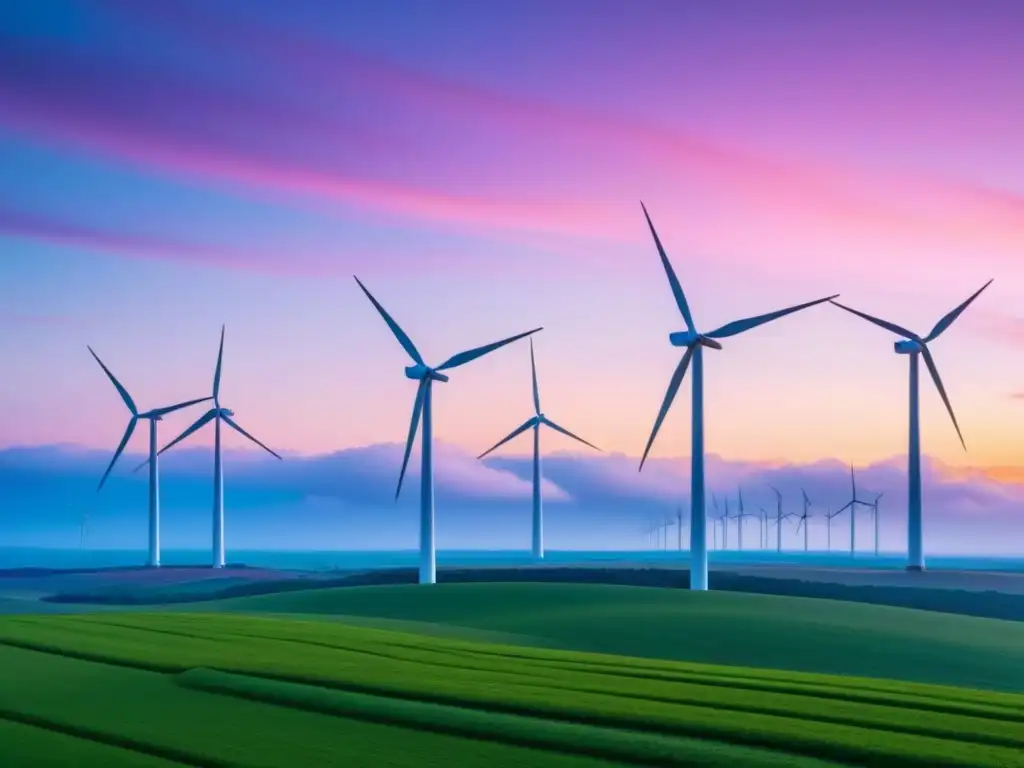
[3,0,1024,475]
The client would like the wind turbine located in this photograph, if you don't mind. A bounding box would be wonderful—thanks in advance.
[735,487,757,551]
[637,202,836,590]
[768,486,796,552]
[796,489,814,552]
[356,277,541,585]
[870,492,884,556]
[88,346,211,567]
[477,339,599,559]
[834,465,871,557]
[676,505,686,550]
[712,494,729,550]
[830,281,991,571]
[143,326,282,569]
[825,506,844,552]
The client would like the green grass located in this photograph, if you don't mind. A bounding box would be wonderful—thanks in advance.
[0,643,622,767]
[2,611,1023,766]
[0,718,183,767]
[208,582,1024,690]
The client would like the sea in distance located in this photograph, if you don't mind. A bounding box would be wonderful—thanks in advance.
[1,548,1023,573]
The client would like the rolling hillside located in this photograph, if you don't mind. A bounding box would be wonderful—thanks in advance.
[209,582,1024,691]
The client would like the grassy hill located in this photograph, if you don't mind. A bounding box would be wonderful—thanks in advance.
[208,582,1024,691]
[0,611,1023,767]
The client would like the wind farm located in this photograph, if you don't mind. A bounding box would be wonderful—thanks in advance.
[3,3,1024,767]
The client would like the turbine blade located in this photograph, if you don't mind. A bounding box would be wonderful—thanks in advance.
[213,326,225,401]
[148,396,213,418]
[354,276,425,365]
[828,300,917,340]
[396,380,427,499]
[541,417,601,451]
[530,338,541,415]
[802,488,811,506]
[477,417,536,459]
[640,201,694,331]
[920,344,966,450]
[156,409,218,457]
[706,295,838,339]
[222,414,282,459]
[836,501,853,514]
[436,327,542,371]
[924,279,993,343]
[88,347,137,415]
[97,416,138,491]
[796,518,804,532]
[639,346,694,471]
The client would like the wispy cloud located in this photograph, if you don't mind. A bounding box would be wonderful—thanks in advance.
[3,4,1024,261]
[0,204,387,277]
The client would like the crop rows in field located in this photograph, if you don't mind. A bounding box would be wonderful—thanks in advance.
[2,613,1024,767]
[0,643,622,768]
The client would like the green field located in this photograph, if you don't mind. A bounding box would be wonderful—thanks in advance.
[0,602,1023,767]
[207,582,1024,691]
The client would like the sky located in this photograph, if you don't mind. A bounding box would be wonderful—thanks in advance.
[2,0,1024,552]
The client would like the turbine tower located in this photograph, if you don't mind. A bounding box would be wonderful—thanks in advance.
[676,505,686,550]
[830,281,990,571]
[89,346,210,567]
[477,339,599,559]
[356,277,541,585]
[637,202,836,590]
[796,489,814,552]
[144,326,282,569]
[834,465,871,557]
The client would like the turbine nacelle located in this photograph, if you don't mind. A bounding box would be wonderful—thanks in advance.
[217,407,235,417]
[894,339,923,354]
[404,364,449,383]
[668,330,723,350]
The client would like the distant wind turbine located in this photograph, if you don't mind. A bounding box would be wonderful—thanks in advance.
[768,486,796,552]
[825,506,844,552]
[796,489,814,552]
[830,281,991,571]
[477,339,599,559]
[637,202,836,590]
[356,277,541,584]
[834,465,871,557]
[141,326,282,569]
[88,346,211,567]
[676,505,686,550]
[870,492,884,556]
[735,487,757,551]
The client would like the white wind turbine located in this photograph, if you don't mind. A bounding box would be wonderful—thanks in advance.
[834,465,871,558]
[140,326,282,568]
[477,339,599,559]
[637,202,836,590]
[796,489,814,552]
[89,346,211,567]
[355,277,541,585]
[830,281,991,571]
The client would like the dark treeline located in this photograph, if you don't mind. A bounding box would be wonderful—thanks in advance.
[40,566,1024,622]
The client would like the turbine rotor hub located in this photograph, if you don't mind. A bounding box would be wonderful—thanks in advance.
[894,339,923,354]
[219,408,235,417]
[404,364,449,383]
[669,330,722,350]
